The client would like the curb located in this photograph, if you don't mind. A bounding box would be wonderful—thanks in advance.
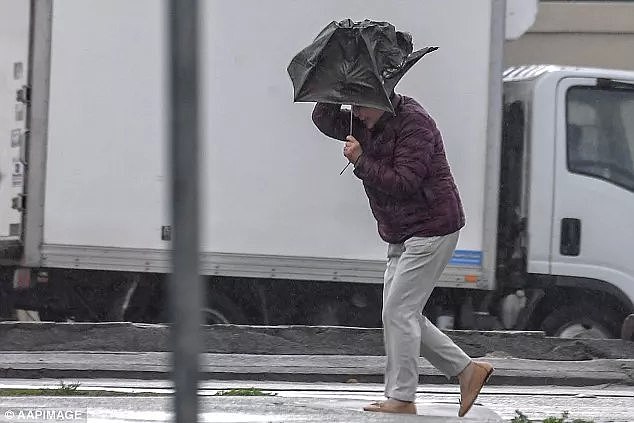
[1,352,632,386]
[1,322,633,360]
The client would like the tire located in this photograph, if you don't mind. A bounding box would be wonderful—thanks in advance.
[541,303,622,339]
[38,307,69,322]
[308,300,344,326]
[622,314,634,341]
[203,291,248,324]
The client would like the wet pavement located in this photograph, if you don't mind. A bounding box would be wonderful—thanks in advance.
[0,379,632,422]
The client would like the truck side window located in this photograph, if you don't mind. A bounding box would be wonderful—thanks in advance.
[566,86,634,192]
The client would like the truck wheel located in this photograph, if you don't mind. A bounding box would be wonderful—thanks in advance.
[541,303,621,339]
[622,314,634,341]
[203,292,247,325]
[309,301,343,326]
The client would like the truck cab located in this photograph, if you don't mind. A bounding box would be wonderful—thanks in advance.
[501,65,634,337]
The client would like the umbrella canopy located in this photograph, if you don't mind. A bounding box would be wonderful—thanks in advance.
[288,19,437,114]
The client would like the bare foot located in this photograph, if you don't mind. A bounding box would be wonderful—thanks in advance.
[363,398,417,414]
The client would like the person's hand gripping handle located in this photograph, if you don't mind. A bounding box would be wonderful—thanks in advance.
[340,109,363,175]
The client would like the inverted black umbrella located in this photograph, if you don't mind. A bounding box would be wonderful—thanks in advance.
[287,19,438,115]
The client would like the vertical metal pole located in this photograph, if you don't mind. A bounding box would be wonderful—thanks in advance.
[482,0,506,290]
[168,1,202,422]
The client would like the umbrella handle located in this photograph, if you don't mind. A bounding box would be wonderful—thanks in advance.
[340,108,354,176]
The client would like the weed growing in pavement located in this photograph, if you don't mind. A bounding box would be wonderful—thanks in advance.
[0,381,82,396]
[57,381,80,393]
[0,381,165,397]
[214,387,277,396]
[512,410,531,423]
[512,410,595,423]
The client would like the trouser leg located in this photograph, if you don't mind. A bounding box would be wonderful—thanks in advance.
[382,232,471,401]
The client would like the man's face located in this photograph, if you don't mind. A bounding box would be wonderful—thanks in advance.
[352,105,385,129]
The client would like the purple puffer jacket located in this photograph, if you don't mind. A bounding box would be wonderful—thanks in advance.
[312,95,465,244]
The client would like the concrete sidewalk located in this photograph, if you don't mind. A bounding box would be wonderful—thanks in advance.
[0,394,504,422]
[1,352,632,386]
[3,380,633,422]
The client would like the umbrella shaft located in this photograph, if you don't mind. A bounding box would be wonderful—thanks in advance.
[349,108,353,136]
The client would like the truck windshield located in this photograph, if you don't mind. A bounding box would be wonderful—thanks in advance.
[566,86,634,192]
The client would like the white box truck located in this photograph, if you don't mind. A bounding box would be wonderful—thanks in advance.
[1,0,633,338]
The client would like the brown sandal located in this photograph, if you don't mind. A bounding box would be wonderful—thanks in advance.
[458,361,494,417]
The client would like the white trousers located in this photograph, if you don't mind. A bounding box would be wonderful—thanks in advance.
[382,231,471,401]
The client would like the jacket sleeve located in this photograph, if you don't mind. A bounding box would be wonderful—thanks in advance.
[312,103,364,141]
[353,122,435,199]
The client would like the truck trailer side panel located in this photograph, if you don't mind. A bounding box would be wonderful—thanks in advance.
[33,0,500,287]
[0,0,30,244]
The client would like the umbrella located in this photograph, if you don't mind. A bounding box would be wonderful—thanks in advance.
[287,19,438,115]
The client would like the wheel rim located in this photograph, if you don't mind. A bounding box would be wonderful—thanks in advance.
[201,307,230,324]
[557,322,611,339]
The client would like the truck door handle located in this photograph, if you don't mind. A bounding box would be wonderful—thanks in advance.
[560,218,581,256]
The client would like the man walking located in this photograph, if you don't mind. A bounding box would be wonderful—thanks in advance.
[312,94,493,417]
